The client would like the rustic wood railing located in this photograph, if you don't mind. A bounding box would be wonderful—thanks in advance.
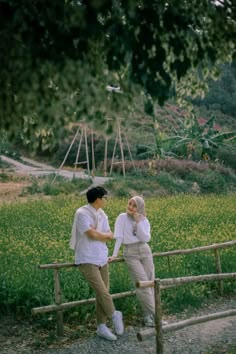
[137,273,236,354]
[31,240,236,336]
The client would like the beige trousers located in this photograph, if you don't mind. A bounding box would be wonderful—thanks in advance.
[78,263,115,324]
[124,242,155,316]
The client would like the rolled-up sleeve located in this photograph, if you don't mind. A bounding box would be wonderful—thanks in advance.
[76,212,92,234]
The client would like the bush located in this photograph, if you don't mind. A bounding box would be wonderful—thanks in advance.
[23,176,92,196]
[42,178,91,196]
[0,133,21,160]
[217,146,236,171]
[186,170,227,194]
[156,171,193,194]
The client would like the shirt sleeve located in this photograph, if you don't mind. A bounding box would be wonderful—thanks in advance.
[101,212,111,232]
[135,218,151,242]
[114,214,125,240]
[112,238,123,257]
[76,211,93,234]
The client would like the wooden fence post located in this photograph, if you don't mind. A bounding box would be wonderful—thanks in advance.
[167,256,171,274]
[53,269,64,336]
[154,279,164,354]
[214,249,223,296]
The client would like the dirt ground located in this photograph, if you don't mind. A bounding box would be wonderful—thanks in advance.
[0,178,52,204]
[0,181,27,200]
[0,296,236,354]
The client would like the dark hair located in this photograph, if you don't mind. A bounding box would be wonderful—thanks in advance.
[86,186,108,203]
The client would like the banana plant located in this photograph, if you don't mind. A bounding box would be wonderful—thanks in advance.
[167,114,236,160]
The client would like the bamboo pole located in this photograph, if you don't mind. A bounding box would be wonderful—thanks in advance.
[38,240,236,270]
[38,257,124,270]
[137,273,236,289]
[32,290,136,315]
[84,125,90,177]
[137,327,156,341]
[91,129,95,177]
[109,136,118,175]
[136,280,154,288]
[163,309,236,333]
[117,120,126,177]
[53,269,64,336]
[104,136,108,176]
[137,309,236,341]
[124,133,136,172]
[167,256,171,274]
[73,127,83,179]
[52,127,80,184]
[160,273,236,287]
[152,240,236,258]
[214,249,223,295]
[154,279,164,354]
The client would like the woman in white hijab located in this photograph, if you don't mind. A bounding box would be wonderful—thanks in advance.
[109,196,155,327]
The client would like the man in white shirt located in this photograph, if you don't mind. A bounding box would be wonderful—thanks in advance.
[70,186,124,341]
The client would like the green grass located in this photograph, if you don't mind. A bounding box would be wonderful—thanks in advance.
[0,194,235,321]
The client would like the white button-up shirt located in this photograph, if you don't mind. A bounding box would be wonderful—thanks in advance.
[70,204,110,266]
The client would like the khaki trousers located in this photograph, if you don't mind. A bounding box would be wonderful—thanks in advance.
[124,242,155,316]
[78,263,115,324]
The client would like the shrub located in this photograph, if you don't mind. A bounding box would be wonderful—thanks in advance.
[217,146,236,171]
[156,171,193,194]
[0,132,21,160]
[187,170,227,194]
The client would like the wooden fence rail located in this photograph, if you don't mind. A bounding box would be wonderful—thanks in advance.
[31,240,236,336]
[137,273,236,354]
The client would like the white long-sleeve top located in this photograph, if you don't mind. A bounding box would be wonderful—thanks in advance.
[112,212,151,257]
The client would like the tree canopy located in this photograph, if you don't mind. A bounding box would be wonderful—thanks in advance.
[0,0,235,144]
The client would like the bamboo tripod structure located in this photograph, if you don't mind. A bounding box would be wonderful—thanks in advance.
[109,120,136,176]
[52,124,93,183]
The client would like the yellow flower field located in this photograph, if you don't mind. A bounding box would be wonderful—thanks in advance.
[0,194,235,316]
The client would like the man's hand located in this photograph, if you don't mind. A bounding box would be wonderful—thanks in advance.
[85,229,114,241]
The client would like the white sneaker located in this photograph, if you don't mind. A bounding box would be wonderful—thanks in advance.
[144,315,168,327]
[97,324,117,341]
[144,314,154,327]
[112,310,124,335]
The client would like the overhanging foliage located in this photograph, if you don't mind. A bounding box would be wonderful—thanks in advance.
[0,0,235,142]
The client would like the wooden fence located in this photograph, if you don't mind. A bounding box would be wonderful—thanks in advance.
[137,273,236,354]
[31,240,236,336]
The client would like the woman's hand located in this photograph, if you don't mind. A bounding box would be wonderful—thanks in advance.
[133,212,144,223]
[108,256,116,263]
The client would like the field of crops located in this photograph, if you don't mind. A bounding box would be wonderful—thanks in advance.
[0,194,235,319]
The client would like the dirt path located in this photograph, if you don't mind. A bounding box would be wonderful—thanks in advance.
[0,155,110,185]
[1,296,236,354]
